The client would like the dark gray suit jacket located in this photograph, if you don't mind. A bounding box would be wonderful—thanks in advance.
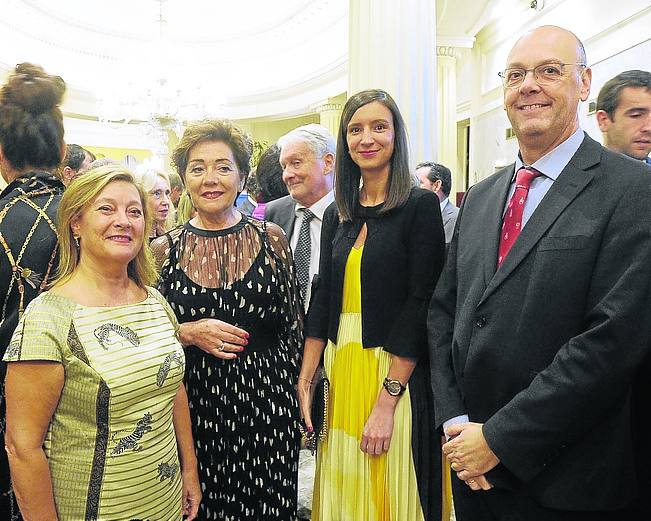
[428,134,651,511]
[264,195,297,238]
[441,199,459,244]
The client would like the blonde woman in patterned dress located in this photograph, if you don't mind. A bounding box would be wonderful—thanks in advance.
[3,166,201,520]
[152,120,303,521]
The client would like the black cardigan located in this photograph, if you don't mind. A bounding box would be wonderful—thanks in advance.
[306,188,445,359]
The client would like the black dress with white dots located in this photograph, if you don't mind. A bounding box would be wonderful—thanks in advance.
[154,216,303,521]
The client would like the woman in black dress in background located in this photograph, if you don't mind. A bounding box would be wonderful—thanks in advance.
[152,120,303,521]
[0,62,66,518]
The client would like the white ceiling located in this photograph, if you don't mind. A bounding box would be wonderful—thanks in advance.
[0,0,498,120]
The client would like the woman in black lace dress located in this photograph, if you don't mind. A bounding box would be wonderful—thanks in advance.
[152,120,303,521]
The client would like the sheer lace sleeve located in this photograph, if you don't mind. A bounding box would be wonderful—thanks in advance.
[259,220,304,364]
[151,227,184,273]
[265,222,293,270]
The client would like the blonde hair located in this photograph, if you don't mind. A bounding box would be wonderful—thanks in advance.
[133,168,175,232]
[54,165,158,288]
[176,190,195,224]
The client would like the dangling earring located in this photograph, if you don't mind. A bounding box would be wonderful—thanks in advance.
[73,235,80,249]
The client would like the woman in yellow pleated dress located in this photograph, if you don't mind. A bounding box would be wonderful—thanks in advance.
[299,89,451,521]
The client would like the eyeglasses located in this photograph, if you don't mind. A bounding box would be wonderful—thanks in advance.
[150,189,171,201]
[498,63,586,89]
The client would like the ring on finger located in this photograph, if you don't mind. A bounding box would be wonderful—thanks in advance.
[217,340,225,352]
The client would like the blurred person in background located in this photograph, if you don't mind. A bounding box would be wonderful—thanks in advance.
[597,69,651,163]
[236,167,261,216]
[175,190,195,224]
[134,168,174,240]
[60,144,95,186]
[266,125,336,310]
[168,171,184,207]
[88,157,119,170]
[415,161,459,244]
[254,144,287,219]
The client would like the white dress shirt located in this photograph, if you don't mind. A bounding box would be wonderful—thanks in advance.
[290,191,335,309]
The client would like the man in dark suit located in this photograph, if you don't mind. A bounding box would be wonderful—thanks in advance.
[265,124,335,309]
[597,69,651,518]
[428,25,651,521]
[415,161,459,243]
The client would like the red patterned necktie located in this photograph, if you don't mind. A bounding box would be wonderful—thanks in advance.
[497,167,540,268]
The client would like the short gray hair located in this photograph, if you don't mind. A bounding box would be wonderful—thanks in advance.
[277,123,336,159]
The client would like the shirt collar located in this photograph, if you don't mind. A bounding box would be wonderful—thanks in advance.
[513,128,584,182]
[439,197,449,211]
[294,190,334,220]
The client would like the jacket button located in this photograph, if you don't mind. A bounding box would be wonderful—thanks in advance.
[475,316,487,328]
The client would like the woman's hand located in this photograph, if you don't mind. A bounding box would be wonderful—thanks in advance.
[178,319,249,359]
[360,391,398,455]
[297,376,314,433]
[181,466,202,520]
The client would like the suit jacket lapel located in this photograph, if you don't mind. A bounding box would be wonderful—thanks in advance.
[479,136,600,306]
[274,197,296,238]
[286,200,297,238]
[482,165,515,287]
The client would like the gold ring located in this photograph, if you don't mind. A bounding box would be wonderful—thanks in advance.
[468,479,476,484]
[217,340,225,352]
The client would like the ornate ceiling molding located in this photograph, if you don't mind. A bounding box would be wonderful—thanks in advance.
[436,34,476,48]
[436,46,461,59]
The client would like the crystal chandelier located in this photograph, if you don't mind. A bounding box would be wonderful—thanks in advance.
[96,0,221,127]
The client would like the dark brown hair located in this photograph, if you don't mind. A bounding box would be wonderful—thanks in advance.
[0,63,66,170]
[597,70,651,117]
[256,144,288,203]
[172,119,252,182]
[335,89,413,222]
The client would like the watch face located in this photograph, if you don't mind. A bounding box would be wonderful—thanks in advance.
[386,381,402,395]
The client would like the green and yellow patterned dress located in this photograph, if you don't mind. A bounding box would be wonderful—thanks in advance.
[3,287,185,521]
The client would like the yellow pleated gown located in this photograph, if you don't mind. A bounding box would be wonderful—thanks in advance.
[312,246,452,521]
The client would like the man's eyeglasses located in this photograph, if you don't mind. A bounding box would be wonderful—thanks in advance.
[498,63,586,89]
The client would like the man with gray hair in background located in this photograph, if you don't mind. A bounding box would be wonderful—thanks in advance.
[265,123,335,521]
[265,123,335,310]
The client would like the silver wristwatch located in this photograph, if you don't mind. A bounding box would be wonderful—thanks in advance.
[382,377,406,397]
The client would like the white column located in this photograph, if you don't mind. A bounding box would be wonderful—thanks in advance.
[315,101,344,138]
[436,45,459,190]
[348,0,437,164]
